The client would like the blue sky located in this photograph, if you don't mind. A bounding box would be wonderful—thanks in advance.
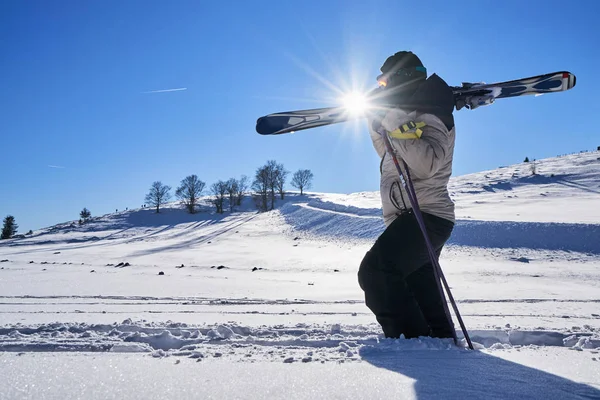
[1,0,598,232]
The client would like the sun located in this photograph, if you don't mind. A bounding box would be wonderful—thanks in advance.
[340,92,370,116]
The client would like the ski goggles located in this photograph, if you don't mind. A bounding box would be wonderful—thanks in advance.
[377,66,427,87]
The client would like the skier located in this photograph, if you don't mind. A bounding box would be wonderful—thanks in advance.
[358,51,457,339]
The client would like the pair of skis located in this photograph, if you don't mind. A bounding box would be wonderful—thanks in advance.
[256,71,576,136]
[255,71,576,349]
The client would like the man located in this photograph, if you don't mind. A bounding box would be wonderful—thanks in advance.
[358,51,456,339]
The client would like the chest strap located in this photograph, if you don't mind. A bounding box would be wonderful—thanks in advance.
[388,121,426,139]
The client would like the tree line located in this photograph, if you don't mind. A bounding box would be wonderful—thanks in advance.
[145,161,313,214]
[0,162,314,239]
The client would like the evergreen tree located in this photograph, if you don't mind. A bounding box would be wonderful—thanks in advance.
[80,208,91,222]
[1,215,18,239]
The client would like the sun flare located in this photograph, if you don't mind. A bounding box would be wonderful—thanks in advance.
[341,92,370,116]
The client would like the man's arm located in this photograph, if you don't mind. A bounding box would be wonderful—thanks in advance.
[380,110,452,179]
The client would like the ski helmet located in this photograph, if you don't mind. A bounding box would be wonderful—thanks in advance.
[377,51,427,88]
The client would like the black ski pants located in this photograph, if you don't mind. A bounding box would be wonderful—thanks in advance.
[358,210,455,339]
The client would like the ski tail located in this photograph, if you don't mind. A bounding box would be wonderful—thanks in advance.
[493,71,575,98]
[454,71,576,110]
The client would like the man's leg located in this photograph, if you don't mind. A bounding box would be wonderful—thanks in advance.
[357,213,430,338]
[406,262,455,338]
[405,213,456,338]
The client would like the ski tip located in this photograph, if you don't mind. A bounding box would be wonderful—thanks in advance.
[255,117,266,135]
[256,116,277,135]
[256,114,301,135]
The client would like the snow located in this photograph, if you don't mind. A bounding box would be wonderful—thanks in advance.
[1,349,599,399]
[1,150,600,398]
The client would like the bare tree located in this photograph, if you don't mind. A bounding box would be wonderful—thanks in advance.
[145,181,171,213]
[236,175,249,206]
[176,175,205,214]
[266,161,280,210]
[291,169,314,195]
[211,180,228,214]
[274,164,289,200]
[226,178,239,212]
[1,215,18,239]
[252,161,286,210]
[252,166,270,212]
[269,161,287,205]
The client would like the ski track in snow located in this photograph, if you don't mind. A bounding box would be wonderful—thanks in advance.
[1,320,599,362]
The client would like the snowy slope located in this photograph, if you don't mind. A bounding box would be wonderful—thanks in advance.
[1,151,599,399]
[305,150,600,223]
[451,151,600,223]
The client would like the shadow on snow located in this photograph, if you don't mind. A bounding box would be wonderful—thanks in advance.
[359,346,600,400]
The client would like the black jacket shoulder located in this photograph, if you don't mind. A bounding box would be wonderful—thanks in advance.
[411,74,455,131]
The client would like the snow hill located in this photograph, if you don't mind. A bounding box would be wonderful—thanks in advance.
[1,151,599,399]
